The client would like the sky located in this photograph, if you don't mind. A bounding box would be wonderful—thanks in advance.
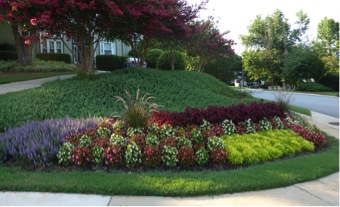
[186,0,339,55]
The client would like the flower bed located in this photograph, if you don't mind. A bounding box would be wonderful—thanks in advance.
[0,117,102,165]
[55,113,326,169]
[0,103,327,169]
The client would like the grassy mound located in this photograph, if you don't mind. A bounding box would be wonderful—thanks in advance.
[0,69,254,131]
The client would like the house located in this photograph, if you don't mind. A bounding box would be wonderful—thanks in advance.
[0,22,131,64]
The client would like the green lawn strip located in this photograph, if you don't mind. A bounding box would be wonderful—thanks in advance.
[0,136,338,197]
[0,72,76,84]
[294,91,339,97]
[0,69,256,131]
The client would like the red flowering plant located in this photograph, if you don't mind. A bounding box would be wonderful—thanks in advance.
[160,137,178,151]
[177,145,196,168]
[142,145,162,167]
[128,133,146,151]
[71,146,92,166]
[210,149,228,165]
[211,123,225,136]
[289,124,326,147]
[103,144,124,167]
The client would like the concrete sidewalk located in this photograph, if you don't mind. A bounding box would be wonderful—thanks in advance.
[0,74,76,94]
[0,76,339,206]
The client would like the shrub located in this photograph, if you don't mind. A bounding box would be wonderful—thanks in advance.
[125,142,142,167]
[103,144,124,167]
[221,119,235,135]
[143,145,161,167]
[0,60,76,72]
[244,119,256,134]
[162,145,178,167]
[259,117,272,131]
[210,149,228,165]
[71,146,92,166]
[295,82,333,92]
[177,136,193,149]
[190,128,204,145]
[115,89,159,129]
[92,146,104,165]
[319,73,339,91]
[145,134,160,147]
[177,145,196,167]
[0,43,16,51]
[0,51,17,61]
[150,102,285,127]
[128,133,146,150]
[195,148,209,166]
[157,51,186,70]
[57,142,74,165]
[0,117,100,165]
[146,48,164,68]
[110,133,127,148]
[79,134,92,148]
[97,126,112,138]
[207,136,225,151]
[96,55,127,71]
[289,124,326,147]
[36,53,72,63]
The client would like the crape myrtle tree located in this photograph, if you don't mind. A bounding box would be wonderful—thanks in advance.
[241,10,310,86]
[39,0,123,75]
[109,0,205,68]
[185,18,235,72]
[0,0,48,65]
[0,0,123,74]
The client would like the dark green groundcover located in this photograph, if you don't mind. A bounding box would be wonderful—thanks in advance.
[0,136,338,197]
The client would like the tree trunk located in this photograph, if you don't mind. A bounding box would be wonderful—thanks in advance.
[11,25,33,66]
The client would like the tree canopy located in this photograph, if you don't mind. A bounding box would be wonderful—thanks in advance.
[313,17,339,74]
[241,10,310,85]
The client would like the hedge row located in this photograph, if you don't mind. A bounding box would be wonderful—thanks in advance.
[0,51,17,61]
[36,53,72,64]
[96,55,128,71]
[150,102,286,127]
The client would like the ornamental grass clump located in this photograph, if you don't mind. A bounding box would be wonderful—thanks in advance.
[114,89,159,129]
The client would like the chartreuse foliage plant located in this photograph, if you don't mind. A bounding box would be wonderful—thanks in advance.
[223,130,314,165]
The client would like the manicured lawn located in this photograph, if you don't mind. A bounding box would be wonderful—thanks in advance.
[0,68,337,197]
[0,135,337,196]
[0,72,76,84]
[0,69,255,131]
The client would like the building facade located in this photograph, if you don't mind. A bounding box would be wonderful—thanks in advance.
[0,22,131,63]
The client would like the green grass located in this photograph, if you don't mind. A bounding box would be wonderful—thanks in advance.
[295,91,339,97]
[0,69,256,130]
[0,135,338,197]
[289,105,311,116]
[0,72,76,84]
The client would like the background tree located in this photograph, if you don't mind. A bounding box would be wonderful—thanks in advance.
[109,0,204,68]
[0,0,46,66]
[241,10,310,85]
[204,54,242,83]
[185,18,235,72]
[283,44,326,84]
[313,17,339,74]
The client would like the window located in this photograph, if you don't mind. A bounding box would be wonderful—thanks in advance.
[41,39,63,54]
[100,41,116,55]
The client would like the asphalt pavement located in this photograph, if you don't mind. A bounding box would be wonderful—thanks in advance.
[0,76,339,206]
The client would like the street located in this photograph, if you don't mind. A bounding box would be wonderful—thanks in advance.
[242,89,339,118]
